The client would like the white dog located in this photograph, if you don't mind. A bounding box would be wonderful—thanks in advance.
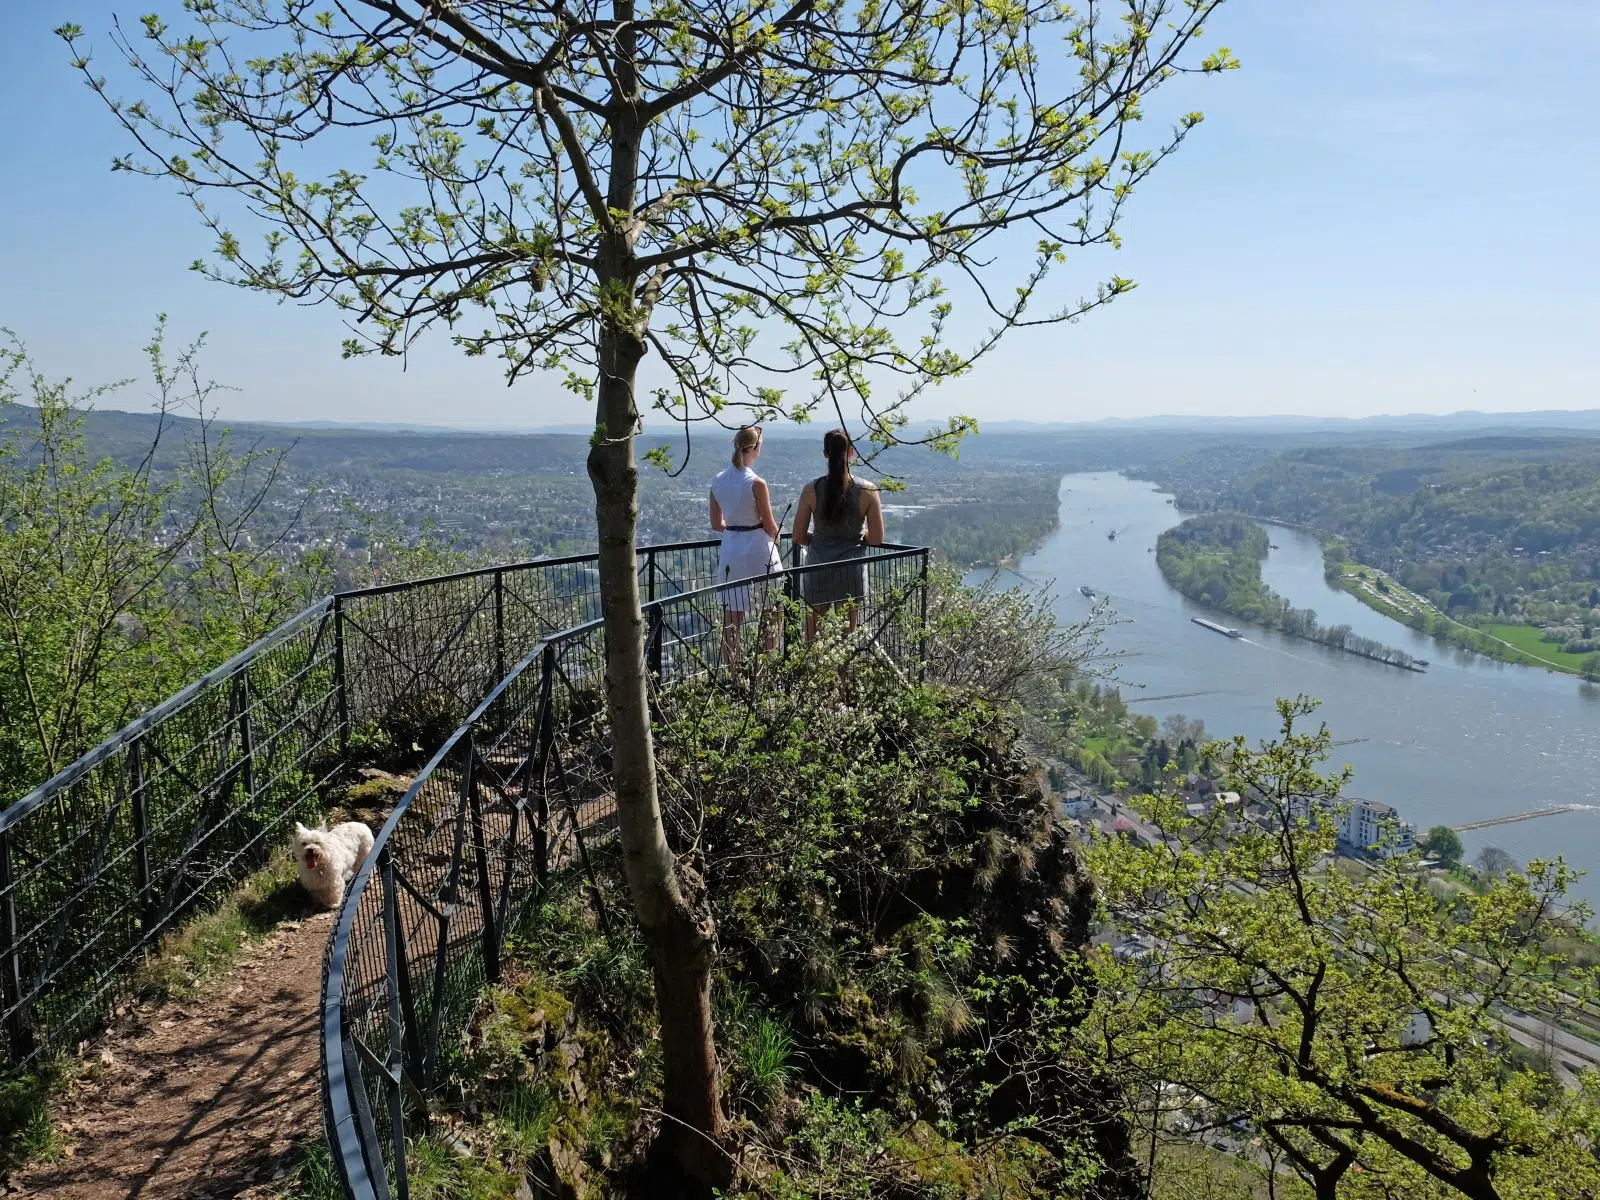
[293,820,375,909]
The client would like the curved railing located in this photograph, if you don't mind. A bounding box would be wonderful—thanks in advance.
[320,544,932,1200]
[0,540,725,1070]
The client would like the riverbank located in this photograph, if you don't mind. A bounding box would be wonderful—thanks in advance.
[1016,471,1600,911]
[1142,491,1599,681]
[1327,557,1599,679]
[898,470,1061,569]
[1156,516,1424,672]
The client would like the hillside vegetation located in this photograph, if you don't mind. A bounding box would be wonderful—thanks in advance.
[895,473,1061,567]
[1231,439,1600,610]
[431,639,1138,1199]
[1144,436,1600,675]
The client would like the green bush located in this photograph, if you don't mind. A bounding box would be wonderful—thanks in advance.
[0,1065,64,1174]
[652,640,1121,1190]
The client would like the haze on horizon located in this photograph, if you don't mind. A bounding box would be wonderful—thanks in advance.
[2,0,1596,430]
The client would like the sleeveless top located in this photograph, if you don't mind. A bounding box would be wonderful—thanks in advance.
[809,475,866,560]
[712,464,780,587]
[711,465,763,529]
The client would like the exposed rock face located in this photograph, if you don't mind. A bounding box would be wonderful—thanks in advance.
[652,670,1136,1197]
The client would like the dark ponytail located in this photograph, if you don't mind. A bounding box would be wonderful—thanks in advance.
[821,428,852,521]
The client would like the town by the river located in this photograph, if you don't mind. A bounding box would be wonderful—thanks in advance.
[995,472,1600,909]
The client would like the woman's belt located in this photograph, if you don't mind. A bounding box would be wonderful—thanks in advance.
[722,523,764,532]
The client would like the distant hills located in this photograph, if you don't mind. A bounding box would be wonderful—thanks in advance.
[8,404,1600,484]
[13,404,1598,442]
[256,409,1600,438]
[973,410,1600,434]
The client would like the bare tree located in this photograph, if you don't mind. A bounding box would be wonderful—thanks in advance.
[0,322,300,793]
[62,0,1235,1177]
[1476,845,1516,878]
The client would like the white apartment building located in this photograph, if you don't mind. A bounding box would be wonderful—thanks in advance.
[1338,798,1417,859]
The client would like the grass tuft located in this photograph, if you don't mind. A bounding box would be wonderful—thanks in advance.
[406,1136,465,1200]
[488,1080,557,1165]
[0,1063,67,1174]
[274,1137,343,1200]
[406,1133,520,1200]
[735,1015,794,1108]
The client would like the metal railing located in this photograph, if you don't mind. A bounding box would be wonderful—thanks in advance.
[320,544,932,1200]
[0,540,727,1070]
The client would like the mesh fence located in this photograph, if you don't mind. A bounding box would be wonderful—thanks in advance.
[337,543,725,752]
[0,541,729,1072]
[0,600,341,1066]
[322,544,931,1200]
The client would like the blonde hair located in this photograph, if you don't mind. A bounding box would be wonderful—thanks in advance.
[731,424,763,467]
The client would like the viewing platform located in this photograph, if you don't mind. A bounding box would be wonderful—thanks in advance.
[0,538,931,1200]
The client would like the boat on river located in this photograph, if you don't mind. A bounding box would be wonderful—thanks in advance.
[1079,585,1096,598]
[1192,616,1242,639]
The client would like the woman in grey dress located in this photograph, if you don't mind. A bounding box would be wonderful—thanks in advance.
[791,429,885,641]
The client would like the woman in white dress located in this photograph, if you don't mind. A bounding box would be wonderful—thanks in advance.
[709,425,782,670]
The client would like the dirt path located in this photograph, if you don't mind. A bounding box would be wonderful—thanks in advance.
[10,914,332,1200]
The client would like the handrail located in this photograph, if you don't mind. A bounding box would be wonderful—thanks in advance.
[0,597,333,834]
[320,543,932,1198]
[322,625,552,1195]
[0,539,757,834]
[0,528,924,1079]
[0,537,748,1069]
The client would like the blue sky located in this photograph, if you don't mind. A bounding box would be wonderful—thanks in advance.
[2,1,1597,428]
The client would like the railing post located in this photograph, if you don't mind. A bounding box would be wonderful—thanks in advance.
[533,646,555,892]
[464,733,501,985]
[493,568,506,684]
[646,549,657,603]
[918,549,930,683]
[129,739,155,932]
[236,672,255,809]
[0,831,32,1062]
[646,605,663,678]
[333,594,350,757]
[378,844,413,1200]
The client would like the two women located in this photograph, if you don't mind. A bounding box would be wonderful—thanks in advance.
[710,425,884,667]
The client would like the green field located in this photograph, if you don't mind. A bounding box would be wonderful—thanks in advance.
[1332,561,1596,677]
[1476,623,1595,673]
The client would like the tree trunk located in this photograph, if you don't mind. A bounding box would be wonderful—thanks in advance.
[584,3,724,1175]
[587,323,726,1185]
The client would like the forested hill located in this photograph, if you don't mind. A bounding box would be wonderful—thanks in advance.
[1224,437,1600,553]
[0,404,1068,569]
[1144,436,1600,626]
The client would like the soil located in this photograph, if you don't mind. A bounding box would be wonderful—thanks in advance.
[8,913,333,1200]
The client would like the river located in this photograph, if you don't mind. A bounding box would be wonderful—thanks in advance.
[995,472,1600,908]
